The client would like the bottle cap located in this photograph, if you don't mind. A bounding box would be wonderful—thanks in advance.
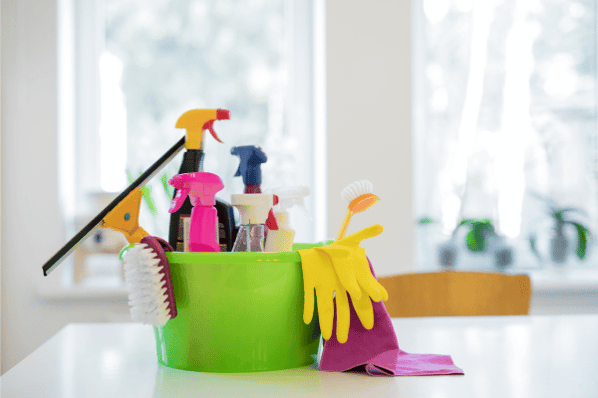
[168,172,224,212]
[231,145,267,188]
[231,194,274,225]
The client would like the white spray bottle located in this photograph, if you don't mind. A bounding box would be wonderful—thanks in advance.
[264,186,310,252]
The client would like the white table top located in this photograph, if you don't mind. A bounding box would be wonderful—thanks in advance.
[3,315,598,398]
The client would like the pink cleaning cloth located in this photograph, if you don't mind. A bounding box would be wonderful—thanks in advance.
[318,259,464,376]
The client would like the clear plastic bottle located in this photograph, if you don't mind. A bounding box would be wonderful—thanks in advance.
[231,194,274,252]
[232,224,266,252]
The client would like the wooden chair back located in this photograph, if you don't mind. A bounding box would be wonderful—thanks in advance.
[378,271,531,317]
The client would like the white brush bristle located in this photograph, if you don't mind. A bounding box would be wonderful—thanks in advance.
[123,243,172,326]
[341,180,374,203]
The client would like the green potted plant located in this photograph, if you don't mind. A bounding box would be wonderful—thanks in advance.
[459,218,495,252]
[529,198,591,264]
[438,218,513,268]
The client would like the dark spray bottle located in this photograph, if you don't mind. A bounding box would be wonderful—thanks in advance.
[168,109,236,252]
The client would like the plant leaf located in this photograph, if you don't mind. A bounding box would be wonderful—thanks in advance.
[529,235,542,260]
[459,219,493,251]
[161,172,174,197]
[558,207,586,221]
[558,207,580,214]
[141,185,158,215]
[127,169,157,216]
[570,222,589,260]
[126,170,135,184]
[466,231,475,251]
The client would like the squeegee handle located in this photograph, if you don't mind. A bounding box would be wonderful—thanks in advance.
[42,137,186,276]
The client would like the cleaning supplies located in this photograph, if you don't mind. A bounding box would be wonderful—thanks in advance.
[316,225,389,330]
[336,180,380,240]
[154,246,322,372]
[169,109,236,252]
[298,224,389,344]
[319,258,464,376]
[168,172,224,252]
[231,194,275,252]
[230,144,277,251]
[123,236,177,326]
[297,247,351,343]
[43,136,186,276]
[231,145,267,193]
[264,186,310,252]
[102,188,149,244]
[324,224,388,302]
[178,108,229,149]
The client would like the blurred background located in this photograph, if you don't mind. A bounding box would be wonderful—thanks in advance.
[414,0,598,275]
[2,0,597,375]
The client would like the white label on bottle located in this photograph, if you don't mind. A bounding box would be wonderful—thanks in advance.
[183,217,191,252]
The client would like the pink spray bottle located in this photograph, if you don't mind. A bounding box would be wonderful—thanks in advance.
[168,172,224,252]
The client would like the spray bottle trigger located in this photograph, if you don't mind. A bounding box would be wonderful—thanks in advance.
[169,188,190,213]
[265,195,280,230]
[203,120,223,143]
[297,202,312,221]
[266,209,278,230]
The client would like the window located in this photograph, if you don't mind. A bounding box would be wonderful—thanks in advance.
[413,0,598,271]
[62,0,323,286]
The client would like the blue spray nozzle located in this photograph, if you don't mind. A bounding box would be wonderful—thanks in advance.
[231,145,267,187]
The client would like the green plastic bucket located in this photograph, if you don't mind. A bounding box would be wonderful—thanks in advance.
[154,243,324,373]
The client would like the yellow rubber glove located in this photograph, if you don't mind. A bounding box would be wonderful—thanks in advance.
[315,224,389,330]
[298,248,351,344]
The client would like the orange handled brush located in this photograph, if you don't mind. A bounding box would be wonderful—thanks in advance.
[336,180,380,240]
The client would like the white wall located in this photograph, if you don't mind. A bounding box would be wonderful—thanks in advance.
[326,0,413,276]
[1,0,128,375]
[2,0,60,375]
[0,0,3,369]
[1,0,414,373]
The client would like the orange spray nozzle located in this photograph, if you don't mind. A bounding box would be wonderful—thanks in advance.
[176,108,230,149]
